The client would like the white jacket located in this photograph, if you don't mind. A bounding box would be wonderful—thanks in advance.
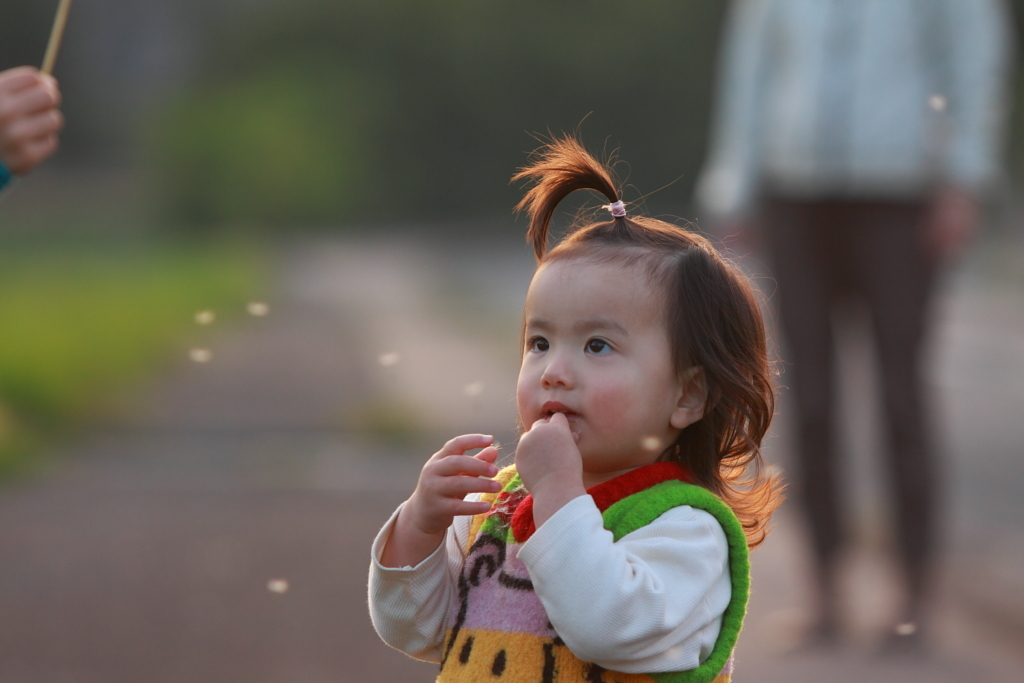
[697,0,1013,216]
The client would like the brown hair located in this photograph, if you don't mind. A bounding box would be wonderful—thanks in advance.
[513,135,783,548]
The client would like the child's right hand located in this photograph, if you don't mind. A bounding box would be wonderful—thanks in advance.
[405,434,501,534]
[380,434,500,568]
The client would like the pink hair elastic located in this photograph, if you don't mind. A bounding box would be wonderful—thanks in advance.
[605,200,627,218]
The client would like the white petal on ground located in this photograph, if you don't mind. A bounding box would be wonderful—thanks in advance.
[247,302,270,317]
[895,622,917,636]
[378,352,401,367]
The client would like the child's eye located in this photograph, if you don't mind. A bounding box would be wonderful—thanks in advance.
[586,338,611,354]
[527,336,549,352]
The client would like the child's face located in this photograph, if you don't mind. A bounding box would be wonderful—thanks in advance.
[517,257,701,486]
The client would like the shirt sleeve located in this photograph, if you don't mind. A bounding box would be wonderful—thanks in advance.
[367,502,473,662]
[939,0,1013,194]
[517,494,731,674]
[0,159,12,193]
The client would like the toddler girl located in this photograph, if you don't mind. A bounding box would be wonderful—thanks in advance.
[369,136,782,683]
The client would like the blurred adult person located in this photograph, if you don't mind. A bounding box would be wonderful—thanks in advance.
[696,0,1012,648]
[0,66,63,193]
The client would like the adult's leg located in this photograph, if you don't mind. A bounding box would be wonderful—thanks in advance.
[762,199,846,637]
[848,201,936,630]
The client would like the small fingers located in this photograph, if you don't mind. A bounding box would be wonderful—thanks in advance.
[435,433,494,458]
[417,497,492,523]
[432,474,501,499]
[529,416,551,430]
[548,412,570,428]
[527,413,571,435]
[431,453,498,479]
[473,445,499,465]
[454,499,494,516]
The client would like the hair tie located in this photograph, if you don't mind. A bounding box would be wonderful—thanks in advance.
[605,200,627,218]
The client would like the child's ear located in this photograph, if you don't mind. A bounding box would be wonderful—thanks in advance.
[670,366,707,430]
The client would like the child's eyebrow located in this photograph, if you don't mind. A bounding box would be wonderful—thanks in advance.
[525,318,629,336]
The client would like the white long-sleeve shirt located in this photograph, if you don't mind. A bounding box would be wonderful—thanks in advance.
[697,0,1013,216]
[368,493,731,673]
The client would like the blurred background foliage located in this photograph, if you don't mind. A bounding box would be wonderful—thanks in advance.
[149,65,373,225]
[148,0,728,226]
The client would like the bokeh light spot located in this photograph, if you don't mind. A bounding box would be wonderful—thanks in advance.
[267,579,289,594]
[378,352,401,367]
[641,436,662,452]
[895,622,917,636]
[189,348,212,363]
[247,302,270,317]
[194,310,215,325]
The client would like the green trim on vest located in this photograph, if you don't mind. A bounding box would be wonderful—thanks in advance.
[602,480,749,683]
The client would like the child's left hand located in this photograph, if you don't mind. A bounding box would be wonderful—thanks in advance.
[516,413,585,524]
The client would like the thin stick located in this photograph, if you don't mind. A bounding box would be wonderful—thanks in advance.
[41,0,74,75]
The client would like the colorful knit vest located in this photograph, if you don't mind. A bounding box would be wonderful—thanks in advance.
[436,462,750,683]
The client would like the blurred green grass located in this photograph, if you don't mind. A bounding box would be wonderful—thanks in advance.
[0,240,266,478]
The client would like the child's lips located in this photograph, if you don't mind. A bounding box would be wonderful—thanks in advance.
[540,401,580,424]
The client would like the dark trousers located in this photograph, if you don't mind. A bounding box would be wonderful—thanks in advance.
[763,198,937,608]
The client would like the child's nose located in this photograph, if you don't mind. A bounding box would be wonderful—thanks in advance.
[540,355,574,389]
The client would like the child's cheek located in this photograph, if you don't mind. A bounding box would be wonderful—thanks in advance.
[515,365,538,425]
[588,383,633,431]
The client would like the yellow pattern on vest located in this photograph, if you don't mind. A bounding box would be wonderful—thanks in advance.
[437,629,733,683]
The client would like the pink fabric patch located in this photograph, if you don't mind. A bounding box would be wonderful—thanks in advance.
[457,545,554,637]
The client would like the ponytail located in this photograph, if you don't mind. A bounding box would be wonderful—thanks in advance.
[512,136,621,261]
